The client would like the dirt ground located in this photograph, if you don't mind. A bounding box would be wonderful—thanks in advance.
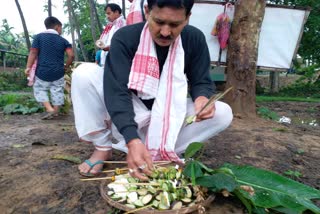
[0,101,319,214]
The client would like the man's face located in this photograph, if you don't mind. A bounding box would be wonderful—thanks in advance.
[56,25,62,35]
[105,7,119,22]
[146,6,190,47]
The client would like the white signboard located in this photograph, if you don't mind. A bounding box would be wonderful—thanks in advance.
[189,2,309,70]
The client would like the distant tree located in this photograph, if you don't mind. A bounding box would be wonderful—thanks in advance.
[225,0,266,117]
[122,0,126,18]
[65,1,79,61]
[48,0,52,16]
[66,0,89,61]
[88,0,100,51]
[14,0,31,50]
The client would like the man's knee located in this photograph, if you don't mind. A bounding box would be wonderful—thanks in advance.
[215,101,233,128]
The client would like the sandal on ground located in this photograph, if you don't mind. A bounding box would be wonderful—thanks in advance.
[41,111,55,120]
[79,159,104,177]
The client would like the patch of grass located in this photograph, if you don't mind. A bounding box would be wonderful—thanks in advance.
[306,107,318,113]
[0,93,42,115]
[257,107,280,121]
[256,96,320,103]
[284,170,302,179]
[272,127,288,132]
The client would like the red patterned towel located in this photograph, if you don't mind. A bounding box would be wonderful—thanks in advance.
[128,23,187,162]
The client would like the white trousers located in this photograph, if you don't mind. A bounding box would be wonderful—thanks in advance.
[71,63,233,155]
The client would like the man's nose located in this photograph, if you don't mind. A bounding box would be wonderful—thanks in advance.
[160,25,171,37]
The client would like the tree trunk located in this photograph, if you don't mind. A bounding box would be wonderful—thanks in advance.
[88,0,99,51]
[269,71,280,93]
[94,1,103,34]
[66,0,79,61]
[15,0,31,50]
[67,0,89,61]
[225,0,266,118]
[48,0,52,16]
[122,0,126,18]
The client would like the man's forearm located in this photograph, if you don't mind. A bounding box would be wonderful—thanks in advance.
[65,56,74,68]
[26,51,37,68]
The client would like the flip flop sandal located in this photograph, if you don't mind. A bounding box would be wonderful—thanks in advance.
[41,111,55,120]
[79,159,105,177]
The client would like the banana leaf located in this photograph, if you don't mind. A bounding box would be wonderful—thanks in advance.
[223,163,320,214]
[196,173,237,192]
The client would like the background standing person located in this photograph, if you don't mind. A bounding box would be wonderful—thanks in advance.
[25,16,74,120]
[71,0,233,179]
[95,49,102,66]
[96,3,126,68]
[126,0,147,25]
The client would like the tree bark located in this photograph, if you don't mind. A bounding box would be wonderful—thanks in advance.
[94,0,103,34]
[269,71,280,93]
[88,0,99,51]
[67,0,89,61]
[225,0,266,118]
[48,0,52,16]
[15,0,31,50]
[66,0,79,61]
[122,0,126,18]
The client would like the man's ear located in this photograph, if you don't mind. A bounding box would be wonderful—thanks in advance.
[144,5,149,19]
[186,12,191,23]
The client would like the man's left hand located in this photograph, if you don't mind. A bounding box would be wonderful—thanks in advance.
[194,96,215,122]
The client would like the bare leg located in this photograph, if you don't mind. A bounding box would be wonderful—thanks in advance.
[42,101,55,112]
[53,105,59,113]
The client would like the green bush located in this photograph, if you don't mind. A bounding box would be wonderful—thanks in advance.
[0,93,42,115]
[257,107,280,121]
[278,81,320,98]
[273,65,320,98]
[0,70,30,91]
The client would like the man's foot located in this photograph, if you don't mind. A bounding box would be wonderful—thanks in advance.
[79,149,112,177]
[40,111,55,120]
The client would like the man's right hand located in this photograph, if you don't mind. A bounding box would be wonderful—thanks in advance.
[126,138,153,181]
[24,68,31,76]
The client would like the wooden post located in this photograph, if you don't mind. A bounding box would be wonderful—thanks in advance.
[1,51,6,72]
[269,71,280,93]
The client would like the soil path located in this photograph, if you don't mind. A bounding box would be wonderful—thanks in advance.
[0,101,319,214]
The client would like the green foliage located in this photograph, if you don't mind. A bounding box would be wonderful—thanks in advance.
[284,170,302,178]
[0,93,42,115]
[272,127,289,132]
[3,104,40,115]
[183,142,320,214]
[257,107,280,121]
[256,95,320,103]
[278,81,320,98]
[63,0,106,62]
[0,19,29,67]
[0,70,30,91]
[184,142,204,159]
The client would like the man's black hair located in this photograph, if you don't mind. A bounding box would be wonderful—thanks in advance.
[44,16,62,29]
[105,3,122,14]
[147,0,194,16]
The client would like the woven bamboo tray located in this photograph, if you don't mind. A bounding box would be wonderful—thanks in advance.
[100,180,215,214]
